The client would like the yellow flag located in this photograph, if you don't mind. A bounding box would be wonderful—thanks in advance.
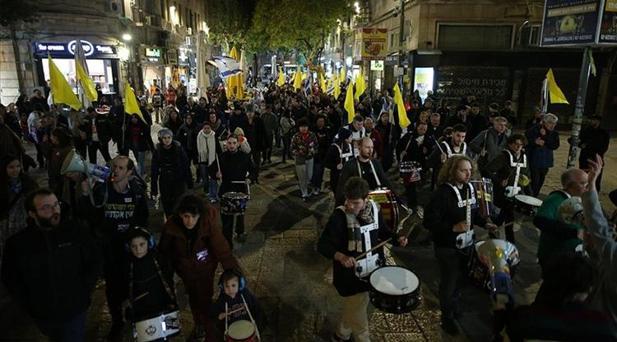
[354,69,366,101]
[225,47,244,99]
[319,72,327,93]
[393,83,410,128]
[74,39,98,102]
[333,76,341,99]
[546,69,569,104]
[344,82,355,123]
[123,82,147,124]
[339,66,346,83]
[276,67,285,87]
[48,55,82,110]
[293,70,303,90]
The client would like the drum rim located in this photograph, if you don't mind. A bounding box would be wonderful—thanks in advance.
[514,194,542,206]
[369,265,420,295]
[227,320,256,339]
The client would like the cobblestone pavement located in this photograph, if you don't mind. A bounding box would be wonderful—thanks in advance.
[1,128,616,342]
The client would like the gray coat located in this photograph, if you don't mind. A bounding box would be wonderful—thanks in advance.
[469,127,508,163]
[582,189,617,324]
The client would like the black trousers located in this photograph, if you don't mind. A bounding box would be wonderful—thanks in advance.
[494,200,516,244]
[404,182,419,207]
[159,175,187,216]
[434,247,469,320]
[530,167,549,197]
[88,141,112,164]
[221,214,245,248]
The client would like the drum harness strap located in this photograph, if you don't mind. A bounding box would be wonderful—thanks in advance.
[128,257,177,310]
[356,159,381,188]
[333,143,353,164]
[338,200,381,278]
[505,150,527,197]
[447,183,476,249]
[442,141,467,158]
[224,294,262,341]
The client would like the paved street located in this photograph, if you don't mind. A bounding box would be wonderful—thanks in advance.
[2,128,616,341]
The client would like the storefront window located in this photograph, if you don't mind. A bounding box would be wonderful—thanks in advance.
[41,58,116,94]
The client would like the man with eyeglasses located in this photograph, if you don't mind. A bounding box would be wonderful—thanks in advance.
[2,189,101,341]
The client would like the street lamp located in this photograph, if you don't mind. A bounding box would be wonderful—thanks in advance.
[122,33,132,41]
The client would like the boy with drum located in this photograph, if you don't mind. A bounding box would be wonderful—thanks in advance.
[218,134,255,246]
[423,155,497,335]
[397,121,430,210]
[212,269,264,339]
[484,134,531,243]
[124,228,179,341]
[318,177,407,342]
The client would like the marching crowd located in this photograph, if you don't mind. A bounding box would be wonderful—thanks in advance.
[0,78,616,342]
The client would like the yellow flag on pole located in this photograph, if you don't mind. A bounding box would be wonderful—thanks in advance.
[293,69,303,90]
[339,66,346,83]
[48,55,82,110]
[393,83,410,128]
[546,69,569,105]
[319,72,327,93]
[276,67,285,87]
[333,75,341,99]
[123,82,147,124]
[354,69,366,100]
[74,39,98,102]
[344,82,355,123]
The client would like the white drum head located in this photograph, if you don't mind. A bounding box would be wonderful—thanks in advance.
[515,194,543,207]
[228,320,255,339]
[370,266,419,295]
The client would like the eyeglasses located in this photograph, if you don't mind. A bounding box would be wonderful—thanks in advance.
[37,202,61,212]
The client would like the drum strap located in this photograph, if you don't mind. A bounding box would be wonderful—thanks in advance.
[338,200,379,253]
[241,293,261,341]
[129,257,177,308]
[447,183,476,208]
[356,159,381,188]
[442,141,467,158]
[333,143,352,163]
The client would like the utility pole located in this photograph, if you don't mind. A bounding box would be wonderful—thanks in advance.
[398,0,405,92]
[566,47,592,168]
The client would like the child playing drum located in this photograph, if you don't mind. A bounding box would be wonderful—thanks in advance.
[212,269,264,340]
[124,228,180,341]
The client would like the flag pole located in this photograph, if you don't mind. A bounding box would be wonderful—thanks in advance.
[566,47,592,168]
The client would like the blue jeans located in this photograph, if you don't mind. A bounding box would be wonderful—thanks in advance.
[131,149,147,177]
[199,163,219,200]
[37,311,86,342]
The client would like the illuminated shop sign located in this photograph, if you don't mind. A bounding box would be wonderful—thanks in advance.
[34,40,118,58]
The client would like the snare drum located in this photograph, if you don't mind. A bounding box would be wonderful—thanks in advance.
[513,194,542,217]
[133,310,180,342]
[221,192,250,215]
[226,320,257,342]
[399,161,422,185]
[367,189,399,232]
[368,266,421,314]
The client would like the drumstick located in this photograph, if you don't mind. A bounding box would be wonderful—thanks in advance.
[222,307,245,316]
[133,292,149,302]
[355,222,418,260]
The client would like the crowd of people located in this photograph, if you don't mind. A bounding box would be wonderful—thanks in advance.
[0,77,615,342]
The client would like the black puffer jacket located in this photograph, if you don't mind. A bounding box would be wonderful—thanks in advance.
[1,219,102,323]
